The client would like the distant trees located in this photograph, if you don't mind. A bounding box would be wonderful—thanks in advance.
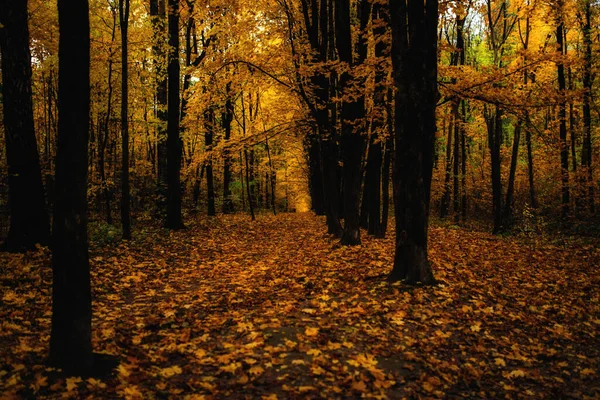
[0,0,50,251]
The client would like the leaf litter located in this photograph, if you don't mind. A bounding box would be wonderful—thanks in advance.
[1,213,599,398]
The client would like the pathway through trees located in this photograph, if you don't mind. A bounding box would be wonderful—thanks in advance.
[1,213,599,398]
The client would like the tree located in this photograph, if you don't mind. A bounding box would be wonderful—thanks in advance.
[50,0,94,372]
[165,0,185,229]
[387,0,437,284]
[0,0,50,252]
[335,0,368,246]
[120,0,132,239]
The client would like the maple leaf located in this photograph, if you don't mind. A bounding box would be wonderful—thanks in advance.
[249,365,265,375]
[66,376,82,391]
[351,380,368,392]
[470,322,481,332]
[159,365,182,377]
[122,385,144,399]
[305,327,319,337]
[494,358,506,367]
[220,362,242,374]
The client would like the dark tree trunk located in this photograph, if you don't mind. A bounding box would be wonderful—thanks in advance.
[452,103,460,223]
[119,0,131,240]
[581,0,595,214]
[50,0,94,372]
[335,0,368,245]
[380,131,392,238]
[501,121,521,230]
[365,138,382,236]
[388,0,437,284]
[222,84,234,213]
[440,112,453,218]
[0,0,50,251]
[165,0,185,229]
[307,132,325,215]
[486,105,504,233]
[151,0,168,214]
[556,22,570,219]
[205,108,216,216]
[461,102,468,220]
[266,139,277,215]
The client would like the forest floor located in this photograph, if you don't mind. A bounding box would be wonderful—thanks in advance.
[1,212,599,399]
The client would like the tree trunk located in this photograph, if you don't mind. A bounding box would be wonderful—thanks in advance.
[0,0,50,251]
[501,121,521,230]
[556,22,570,219]
[205,108,216,216]
[486,105,504,233]
[581,0,595,214]
[50,0,94,372]
[222,83,234,213]
[335,0,368,245]
[165,0,185,229]
[119,0,131,239]
[440,112,453,218]
[151,0,168,215]
[388,0,437,284]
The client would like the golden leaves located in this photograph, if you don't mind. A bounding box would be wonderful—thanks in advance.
[159,365,182,377]
[304,327,319,337]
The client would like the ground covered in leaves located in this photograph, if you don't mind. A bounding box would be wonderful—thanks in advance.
[1,213,599,399]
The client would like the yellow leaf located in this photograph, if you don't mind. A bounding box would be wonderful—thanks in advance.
[351,380,367,392]
[305,327,319,337]
[66,377,82,392]
[122,385,143,399]
[237,374,249,384]
[118,363,131,378]
[507,369,525,379]
[298,386,316,392]
[160,365,182,377]
[495,358,506,367]
[581,368,595,376]
[262,395,278,400]
[220,362,241,374]
[249,365,265,375]
[470,322,481,332]
[311,365,325,375]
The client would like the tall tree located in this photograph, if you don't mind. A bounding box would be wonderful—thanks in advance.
[335,0,368,245]
[222,82,235,214]
[580,0,595,214]
[165,0,185,229]
[50,0,93,372]
[387,0,437,284]
[556,6,570,219]
[0,0,50,251]
[151,0,168,214]
[120,0,132,239]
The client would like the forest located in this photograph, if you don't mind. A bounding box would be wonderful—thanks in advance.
[0,0,599,397]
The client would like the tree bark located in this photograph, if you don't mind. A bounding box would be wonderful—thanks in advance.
[556,21,570,219]
[205,108,216,216]
[335,0,368,245]
[119,0,131,239]
[165,0,185,229]
[0,0,50,251]
[151,0,168,215]
[50,0,93,372]
[222,83,234,213]
[388,0,437,284]
[581,0,595,214]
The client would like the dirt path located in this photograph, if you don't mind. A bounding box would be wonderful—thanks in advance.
[1,213,599,398]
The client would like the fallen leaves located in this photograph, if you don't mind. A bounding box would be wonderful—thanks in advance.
[0,213,599,398]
